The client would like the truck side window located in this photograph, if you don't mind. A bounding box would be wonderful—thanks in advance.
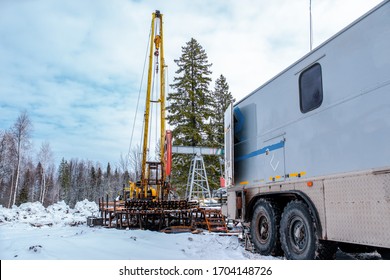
[299,63,323,113]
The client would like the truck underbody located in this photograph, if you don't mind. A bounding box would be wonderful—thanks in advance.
[225,167,390,259]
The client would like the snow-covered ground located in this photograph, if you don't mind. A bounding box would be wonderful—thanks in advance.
[0,200,277,260]
[0,200,385,261]
[1,200,388,280]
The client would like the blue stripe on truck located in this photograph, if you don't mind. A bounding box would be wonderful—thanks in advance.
[234,140,285,162]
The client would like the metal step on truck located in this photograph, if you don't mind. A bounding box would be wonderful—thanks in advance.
[223,0,390,260]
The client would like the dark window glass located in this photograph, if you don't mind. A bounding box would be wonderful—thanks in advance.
[299,63,323,113]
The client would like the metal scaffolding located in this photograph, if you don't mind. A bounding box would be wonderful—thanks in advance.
[185,154,211,200]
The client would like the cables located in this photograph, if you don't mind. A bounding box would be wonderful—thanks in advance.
[127,26,152,160]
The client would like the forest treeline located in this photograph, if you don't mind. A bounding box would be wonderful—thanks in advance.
[0,111,131,207]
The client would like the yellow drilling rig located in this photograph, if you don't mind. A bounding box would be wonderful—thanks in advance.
[130,9,167,201]
[97,10,226,233]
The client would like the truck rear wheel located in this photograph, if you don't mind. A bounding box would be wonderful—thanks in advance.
[250,199,282,256]
[279,200,316,260]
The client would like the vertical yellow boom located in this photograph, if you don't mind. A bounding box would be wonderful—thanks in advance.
[140,10,166,199]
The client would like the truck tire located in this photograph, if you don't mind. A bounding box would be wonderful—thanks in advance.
[279,200,317,260]
[250,199,282,256]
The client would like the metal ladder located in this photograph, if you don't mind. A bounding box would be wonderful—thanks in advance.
[203,209,227,233]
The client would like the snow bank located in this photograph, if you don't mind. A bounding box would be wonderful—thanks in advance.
[0,200,278,260]
[0,200,382,260]
[0,200,99,227]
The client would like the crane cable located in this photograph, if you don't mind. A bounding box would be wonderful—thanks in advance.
[127,26,152,161]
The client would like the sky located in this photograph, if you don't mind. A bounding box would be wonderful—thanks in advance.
[0,0,383,168]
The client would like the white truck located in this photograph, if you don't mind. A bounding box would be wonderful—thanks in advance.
[224,0,390,259]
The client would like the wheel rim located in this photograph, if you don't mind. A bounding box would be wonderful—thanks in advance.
[258,215,269,244]
[289,216,307,252]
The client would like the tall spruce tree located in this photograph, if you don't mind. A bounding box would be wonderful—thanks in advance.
[17,168,32,205]
[167,38,213,193]
[167,38,213,146]
[209,74,235,147]
[204,75,235,190]
[58,158,71,203]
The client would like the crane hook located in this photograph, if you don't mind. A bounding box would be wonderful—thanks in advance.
[154,35,161,50]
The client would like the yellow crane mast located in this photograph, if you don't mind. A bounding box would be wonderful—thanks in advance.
[140,10,166,200]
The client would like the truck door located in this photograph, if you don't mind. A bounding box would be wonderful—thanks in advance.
[224,103,234,187]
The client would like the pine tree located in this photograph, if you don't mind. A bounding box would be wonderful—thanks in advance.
[75,160,87,203]
[17,168,32,205]
[58,158,71,203]
[167,38,213,191]
[96,166,103,201]
[167,38,213,146]
[106,162,111,178]
[90,166,97,201]
[203,75,235,190]
[209,74,235,147]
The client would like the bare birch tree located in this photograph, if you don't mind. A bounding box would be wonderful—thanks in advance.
[0,130,16,205]
[11,111,32,206]
[118,152,129,174]
[37,141,54,204]
[129,144,142,182]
